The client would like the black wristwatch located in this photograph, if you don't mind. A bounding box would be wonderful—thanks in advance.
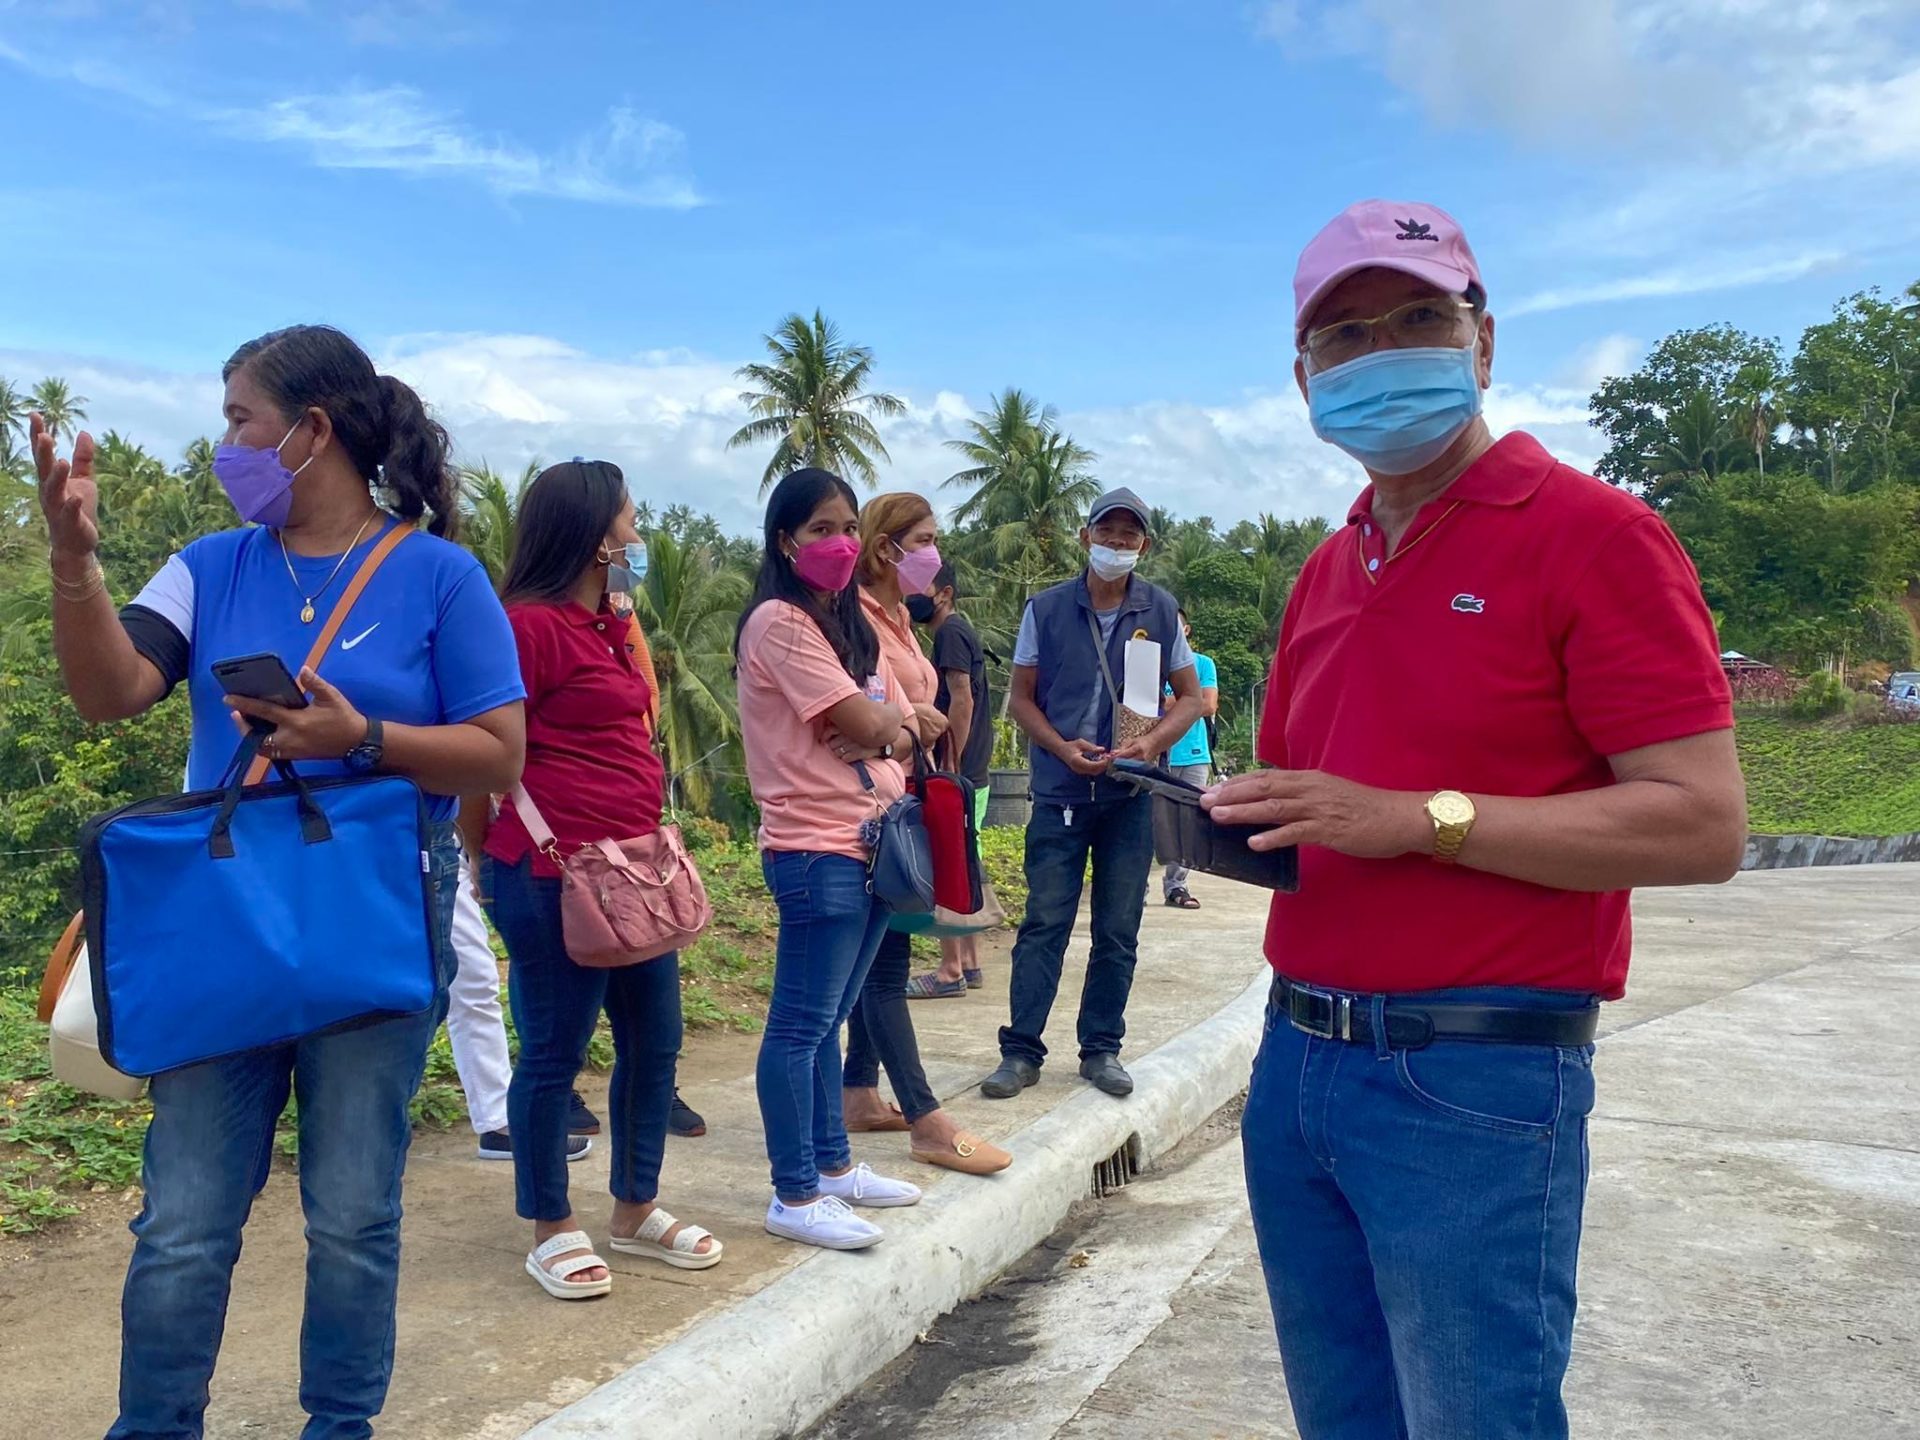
[345,716,385,775]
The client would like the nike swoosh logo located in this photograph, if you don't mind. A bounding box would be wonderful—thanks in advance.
[340,623,380,651]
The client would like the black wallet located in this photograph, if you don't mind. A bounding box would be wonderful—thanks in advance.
[1111,761,1299,893]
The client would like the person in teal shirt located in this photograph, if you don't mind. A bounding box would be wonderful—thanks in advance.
[1163,609,1218,909]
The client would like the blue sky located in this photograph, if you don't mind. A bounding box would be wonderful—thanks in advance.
[3,0,1917,534]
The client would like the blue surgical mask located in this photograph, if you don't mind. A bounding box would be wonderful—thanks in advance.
[1306,344,1484,476]
[607,541,648,594]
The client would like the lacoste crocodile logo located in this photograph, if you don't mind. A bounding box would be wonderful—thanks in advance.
[1451,594,1486,614]
[1396,218,1439,242]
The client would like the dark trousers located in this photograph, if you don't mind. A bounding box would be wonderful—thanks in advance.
[843,928,941,1122]
[485,855,683,1223]
[999,793,1153,1068]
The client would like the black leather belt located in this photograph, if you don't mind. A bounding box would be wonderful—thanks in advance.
[1271,974,1599,1050]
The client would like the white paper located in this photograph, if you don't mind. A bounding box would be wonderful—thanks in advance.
[1122,638,1161,716]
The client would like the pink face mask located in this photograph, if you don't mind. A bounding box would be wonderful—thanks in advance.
[893,540,943,595]
[791,534,861,592]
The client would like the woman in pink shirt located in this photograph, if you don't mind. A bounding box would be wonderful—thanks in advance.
[734,468,927,1251]
[844,492,1012,1176]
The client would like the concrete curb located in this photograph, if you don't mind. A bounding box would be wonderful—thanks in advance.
[522,968,1272,1440]
[1741,831,1920,869]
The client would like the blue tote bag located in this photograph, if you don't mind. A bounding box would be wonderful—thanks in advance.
[79,728,438,1077]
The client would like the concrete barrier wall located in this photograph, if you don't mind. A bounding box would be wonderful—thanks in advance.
[1742,831,1920,869]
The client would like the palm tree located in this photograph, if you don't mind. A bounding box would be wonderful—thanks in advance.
[630,530,749,815]
[0,378,29,444]
[1643,391,1736,507]
[30,378,89,441]
[946,391,1099,594]
[458,459,541,585]
[944,388,1047,496]
[1244,513,1332,643]
[728,310,906,492]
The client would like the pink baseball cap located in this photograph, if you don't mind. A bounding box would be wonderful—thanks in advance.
[1293,199,1483,338]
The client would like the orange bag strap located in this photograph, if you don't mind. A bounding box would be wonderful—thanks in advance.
[36,911,86,1023]
[243,522,414,785]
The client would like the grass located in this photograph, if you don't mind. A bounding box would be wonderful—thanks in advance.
[0,826,1035,1235]
[1736,709,1920,837]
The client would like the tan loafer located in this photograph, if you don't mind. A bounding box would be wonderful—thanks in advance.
[846,1102,911,1133]
[912,1131,1012,1175]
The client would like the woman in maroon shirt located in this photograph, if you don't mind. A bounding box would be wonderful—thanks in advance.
[478,459,722,1298]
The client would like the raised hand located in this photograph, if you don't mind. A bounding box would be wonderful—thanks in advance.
[31,413,101,561]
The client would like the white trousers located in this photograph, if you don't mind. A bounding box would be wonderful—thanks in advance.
[446,854,513,1134]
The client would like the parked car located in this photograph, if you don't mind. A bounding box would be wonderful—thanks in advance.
[1888,672,1920,711]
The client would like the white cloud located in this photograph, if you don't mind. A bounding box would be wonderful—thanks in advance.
[1553,334,1642,393]
[1507,250,1847,317]
[234,87,700,207]
[2,333,1612,537]
[1262,0,1920,171]
[0,46,699,209]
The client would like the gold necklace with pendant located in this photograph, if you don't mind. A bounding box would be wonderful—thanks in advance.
[277,509,381,624]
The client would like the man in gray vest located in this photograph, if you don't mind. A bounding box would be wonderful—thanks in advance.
[983,487,1206,1100]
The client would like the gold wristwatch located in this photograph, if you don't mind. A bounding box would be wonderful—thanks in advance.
[1425,790,1476,864]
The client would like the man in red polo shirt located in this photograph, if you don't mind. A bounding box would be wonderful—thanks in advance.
[1205,200,1748,1439]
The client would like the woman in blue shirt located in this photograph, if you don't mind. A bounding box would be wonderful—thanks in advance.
[31,324,526,1440]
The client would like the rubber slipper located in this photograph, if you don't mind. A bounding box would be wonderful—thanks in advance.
[609,1207,724,1271]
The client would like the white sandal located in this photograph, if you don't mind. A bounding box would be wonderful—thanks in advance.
[608,1206,724,1271]
[526,1230,613,1300]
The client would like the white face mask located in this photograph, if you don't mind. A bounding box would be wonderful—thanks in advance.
[1088,544,1141,581]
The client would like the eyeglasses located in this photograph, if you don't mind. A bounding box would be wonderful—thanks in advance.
[1300,296,1478,374]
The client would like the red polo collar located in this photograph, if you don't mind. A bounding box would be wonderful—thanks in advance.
[1346,431,1557,526]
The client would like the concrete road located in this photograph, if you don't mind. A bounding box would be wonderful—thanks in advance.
[810,864,1920,1440]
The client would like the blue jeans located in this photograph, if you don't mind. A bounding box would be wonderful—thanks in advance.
[1242,978,1598,1440]
[485,854,683,1221]
[756,851,891,1202]
[111,828,460,1440]
[1000,794,1153,1067]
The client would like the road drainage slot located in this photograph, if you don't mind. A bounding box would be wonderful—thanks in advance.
[1091,1136,1140,1198]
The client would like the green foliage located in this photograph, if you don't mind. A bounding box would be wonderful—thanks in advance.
[1737,711,1920,837]
[1667,473,1919,670]
[990,716,1026,769]
[1590,324,1785,491]
[1,987,149,1232]
[727,310,907,491]
[1787,286,1920,494]
[1788,672,1850,719]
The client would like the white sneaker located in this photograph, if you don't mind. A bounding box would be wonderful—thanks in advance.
[818,1162,922,1209]
[765,1193,883,1251]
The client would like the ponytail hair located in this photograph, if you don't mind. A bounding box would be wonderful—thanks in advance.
[223,324,461,539]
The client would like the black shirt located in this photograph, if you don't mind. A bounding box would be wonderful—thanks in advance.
[931,613,993,783]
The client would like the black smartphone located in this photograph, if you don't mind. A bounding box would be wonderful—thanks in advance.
[211,653,308,731]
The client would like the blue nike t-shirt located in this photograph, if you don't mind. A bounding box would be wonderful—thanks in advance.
[124,519,525,819]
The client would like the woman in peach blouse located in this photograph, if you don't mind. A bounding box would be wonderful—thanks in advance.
[735,470,933,1251]
[844,492,1012,1177]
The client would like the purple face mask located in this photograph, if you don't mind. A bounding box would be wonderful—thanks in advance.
[213,420,311,529]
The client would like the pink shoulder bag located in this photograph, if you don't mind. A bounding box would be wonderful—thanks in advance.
[510,785,712,967]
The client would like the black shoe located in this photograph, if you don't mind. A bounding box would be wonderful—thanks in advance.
[669,1089,707,1138]
[1079,1053,1134,1097]
[568,1090,601,1136]
[478,1130,592,1162]
[981,1056,1041,1099]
